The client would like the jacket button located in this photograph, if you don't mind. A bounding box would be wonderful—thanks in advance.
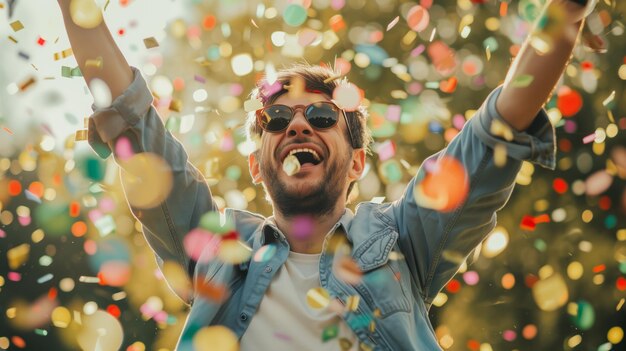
[264,265,272,273]
[240,313,248,321]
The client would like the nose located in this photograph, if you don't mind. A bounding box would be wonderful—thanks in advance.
[285,108,313,138]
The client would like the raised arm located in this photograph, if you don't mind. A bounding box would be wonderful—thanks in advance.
[56,0,220,303]
[57,0,132,99]
[497,0,589,131]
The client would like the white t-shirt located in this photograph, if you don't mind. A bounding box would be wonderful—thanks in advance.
[240,251,358,351]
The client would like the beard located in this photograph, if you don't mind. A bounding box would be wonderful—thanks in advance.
[260,151,351,218]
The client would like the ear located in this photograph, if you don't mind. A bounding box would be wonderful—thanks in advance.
[348,148,366,182]
[248,152,263,184]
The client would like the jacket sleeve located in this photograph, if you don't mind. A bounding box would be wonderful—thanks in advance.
[391,85,556,306]
[88,67,218,301]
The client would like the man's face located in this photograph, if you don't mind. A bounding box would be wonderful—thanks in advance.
[249,91,364,218]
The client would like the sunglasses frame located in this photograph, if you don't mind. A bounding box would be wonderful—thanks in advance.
[256,101,359,149]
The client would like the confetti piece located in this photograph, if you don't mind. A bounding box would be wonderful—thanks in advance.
[10,20,24,32]
[386,16,400,31]
[193,326,238,351]
[283,4,308,27]
[7,243,30,270]
[37,273,53,284]
[143,37,159,49]
[532,273,568,311]
[582,133,596,144]
[243,98,263,112]
[332,82,362,111]
[282,155,301,176]
[322,324,339,341]
[512,74,534,88]
[414,156,469,212]
[253,244,277,262]
[306,287,330,310]
[18,77,36,91]
[217,239,252,264]
[407,5,429,32]
[76,310,124,351]
[89,78,112,108]
[3,127,14,134]
[70,0,103,29]
[119,153,173,209]
[53,48,74,60]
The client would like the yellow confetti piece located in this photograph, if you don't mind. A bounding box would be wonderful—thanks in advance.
[243,98,263,112]
[7,243,30,270]
[54,48,74,61]
[306,287,330,310]
[345,295,360,312]
[85,57,103,68]
[193,326,238,351]
[490,119,514,141]
[8,36,18,43]
[75,129,88,141]
[250,18,259,28]
[10,20,24,32]
[143,37,159,49]
[18,77,36,91]
[169,99,183,112]
[494,143,507,167]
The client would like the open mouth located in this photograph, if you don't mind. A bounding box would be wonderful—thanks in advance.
[282,148,323,167]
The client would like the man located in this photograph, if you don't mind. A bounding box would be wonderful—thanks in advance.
[56,0,593,349]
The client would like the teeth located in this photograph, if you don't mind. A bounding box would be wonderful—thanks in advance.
[285,148,321,162]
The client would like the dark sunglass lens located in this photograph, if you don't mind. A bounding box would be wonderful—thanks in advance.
[262,105,292,131]
[306,102,338,129]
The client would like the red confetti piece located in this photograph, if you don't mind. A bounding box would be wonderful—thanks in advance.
[203,15,216,30]
[445,279,461,293]
[118,28,125,36]
[467,339,481,351]
[592,264,606,273]
[524,274,539,288]
[499,2,508,16]
[557,87,583,117]
[617,277,626,291]
[107,304,122,318]
[599,196,611,210]
[11,336,26,349]
[329,14,345,32]
[37,36,46,46]
[48,287,58,300]
[534,214,550,223]
[520,215,536,231]
[439,76,457,93]
[195,279,229,302]
[552,178,568,194]
[69,201,80,217]
[8,180,22,196]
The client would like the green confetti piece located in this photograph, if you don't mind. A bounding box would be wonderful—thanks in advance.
[35,329,48,336]
[283,4,307,27]
[321,324,339,342]
[572,300,595,330]
[533,238,547,252]
[199,211,234,234]
[71,67,83,77]
[61,66,72,78]
[512,74,534,88]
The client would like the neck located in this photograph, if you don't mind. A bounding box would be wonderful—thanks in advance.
[274,205,346,254]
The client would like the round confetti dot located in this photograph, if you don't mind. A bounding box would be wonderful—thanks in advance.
[184,228,218,262]
[557,87,583,117]
[584,170,613,196]
[283,4,308,27]
[306,287,330,310]
[502,330,516,342]
[218,240,252,264]
[522,324,537,340]
[231,54,254,76]
[193,326,238,351]
[532,273,568,311]
[332,83,362,112]
[253,244,277,263]
[407,5,430,32]
[552,178,568,194]
[98,261,131,287]
[71,221,88,237]
[608,326,624,344]
[8,180,22,196]
[51,306,72,328]
[414,156,468,212]
[89,78,112,109]
[76,310,124,351]
[119,152,173,209]
[69,0,103,29]
[463,271,480,286]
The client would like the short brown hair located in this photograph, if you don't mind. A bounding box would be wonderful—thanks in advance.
[245,64,372,152]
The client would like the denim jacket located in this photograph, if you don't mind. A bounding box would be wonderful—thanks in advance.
[88,68,555,350]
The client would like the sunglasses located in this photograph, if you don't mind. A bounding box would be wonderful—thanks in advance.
[256,101,358,148]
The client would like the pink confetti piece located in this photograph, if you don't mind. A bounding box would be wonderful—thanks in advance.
[386,16,400,31]
[273,332,292,341]
[194,74,206,84]
[376,140,396,161]
[8,271,21,282]
[386,105,401,122]
[582,133,596,144]
[0,229,5,238]
[3,127,13,135]
[115,136,134,160]
[410,44,425,57]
